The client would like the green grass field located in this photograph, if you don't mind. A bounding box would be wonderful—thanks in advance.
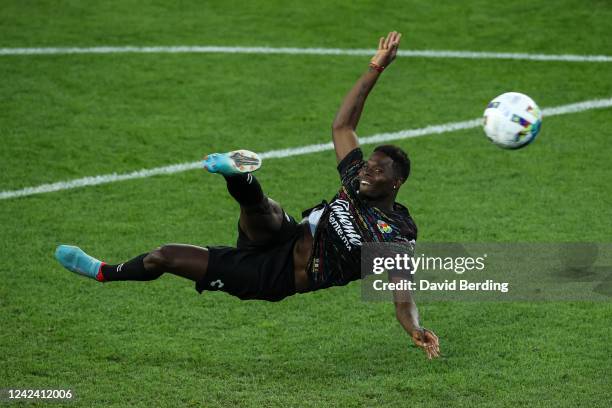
[1,1,611,406]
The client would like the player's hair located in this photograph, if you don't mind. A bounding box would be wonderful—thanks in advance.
[374,144,411,183]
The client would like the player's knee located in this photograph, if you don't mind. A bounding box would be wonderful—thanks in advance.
[144,246,175,271]
[242,196,271,215]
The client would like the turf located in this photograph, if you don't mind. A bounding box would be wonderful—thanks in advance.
[1,1,611,407]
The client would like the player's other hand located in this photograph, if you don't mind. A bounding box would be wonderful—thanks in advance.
[371,31,402,68]
[411,328,440,359]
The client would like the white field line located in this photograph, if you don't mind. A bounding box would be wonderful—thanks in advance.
[0,45,611,62]
[1,97,611,201]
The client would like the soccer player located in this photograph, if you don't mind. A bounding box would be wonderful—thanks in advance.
[55,31,440,359]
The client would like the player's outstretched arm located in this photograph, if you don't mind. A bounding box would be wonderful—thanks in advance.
[391,275,440,359]
[331,31,402,163]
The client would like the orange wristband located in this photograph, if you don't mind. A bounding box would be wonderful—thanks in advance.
[369,62,385,72]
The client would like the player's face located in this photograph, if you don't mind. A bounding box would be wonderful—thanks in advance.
[357,152,398,199]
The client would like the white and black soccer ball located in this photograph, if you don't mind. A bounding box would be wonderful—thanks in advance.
[483,92,542,149]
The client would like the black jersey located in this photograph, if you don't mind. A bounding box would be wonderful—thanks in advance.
[303,148,418,291]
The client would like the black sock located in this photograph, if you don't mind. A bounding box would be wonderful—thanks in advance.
[224,173,265,207]
[100,253,162,282]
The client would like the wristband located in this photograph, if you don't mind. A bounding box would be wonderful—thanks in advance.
[369,62,385,73]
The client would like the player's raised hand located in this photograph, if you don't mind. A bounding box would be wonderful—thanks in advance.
[370,31,402,69]
[411,328,440,359]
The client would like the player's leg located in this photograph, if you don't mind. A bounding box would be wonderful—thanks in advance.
[227,174,285,243]
[55,244,208,283]
[203,150,284,243]
[142,244,209,282]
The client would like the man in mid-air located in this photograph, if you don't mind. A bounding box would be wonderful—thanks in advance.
[55,31,440,359]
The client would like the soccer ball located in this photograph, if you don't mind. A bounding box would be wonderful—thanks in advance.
[482,92,542,149]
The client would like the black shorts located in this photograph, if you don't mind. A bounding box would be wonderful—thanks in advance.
[195,211,302,302]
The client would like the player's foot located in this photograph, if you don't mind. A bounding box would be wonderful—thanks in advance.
[55,245,103,281]
[203,149,261,176]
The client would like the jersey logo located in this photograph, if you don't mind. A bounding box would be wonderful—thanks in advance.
[210,279,224,288]
[329,198,362,250]
[377,220,392,234]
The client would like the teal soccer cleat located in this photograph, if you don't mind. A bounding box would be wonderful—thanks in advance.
[55,245,102,281]
[203,150,261,176]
